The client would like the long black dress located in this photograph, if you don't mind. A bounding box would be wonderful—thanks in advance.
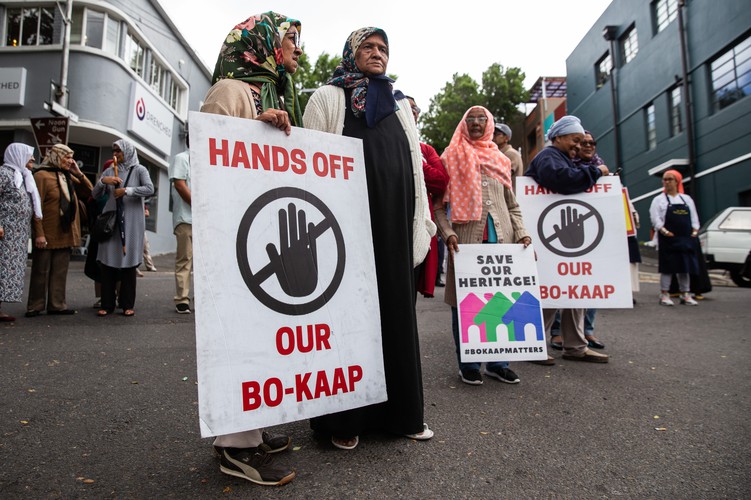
[310,92,425,438]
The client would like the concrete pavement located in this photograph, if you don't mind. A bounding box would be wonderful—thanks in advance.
[1,252,749,498]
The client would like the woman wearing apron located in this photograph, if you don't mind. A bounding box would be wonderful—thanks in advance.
[649,169,700,306]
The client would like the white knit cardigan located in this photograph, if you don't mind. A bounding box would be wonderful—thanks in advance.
[303,85,436,267]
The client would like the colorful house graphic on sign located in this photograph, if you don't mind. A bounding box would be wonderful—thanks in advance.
[459,291,544,343]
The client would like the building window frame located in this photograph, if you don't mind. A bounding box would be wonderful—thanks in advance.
[645,103,657,150]
[710,32,751,112]
[669,85,683,136]
[620,24,639,65]
[595,51,612,89]
[653,0,679,34]
[4,5,57,47]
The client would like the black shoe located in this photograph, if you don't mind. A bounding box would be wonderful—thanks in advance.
[460,369,483,385]
[47,309,77,315]
[587,338,606,349]
[219,444,295,486]
[485,366,521,384]
[24,310,40,318]
[175,303,191,314]
[435,280,445,287]
[262,431,291,453]
[550,340,563,351]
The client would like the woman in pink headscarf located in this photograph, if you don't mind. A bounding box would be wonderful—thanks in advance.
[649,169,701,306]
[434,105,532,386]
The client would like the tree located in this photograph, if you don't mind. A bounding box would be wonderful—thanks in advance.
[421,64,528,154]
[293,49,341,110]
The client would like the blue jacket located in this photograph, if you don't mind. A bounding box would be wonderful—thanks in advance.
[526,146,602,194]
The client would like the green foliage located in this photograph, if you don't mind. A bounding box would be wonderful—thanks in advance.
[421,63,528,154]
[293,48,341,110]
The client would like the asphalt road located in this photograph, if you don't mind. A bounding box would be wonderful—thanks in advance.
[1,253,749,499]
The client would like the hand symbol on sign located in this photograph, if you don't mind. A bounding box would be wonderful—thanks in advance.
[265,203,319,297]
[552,206,586,249]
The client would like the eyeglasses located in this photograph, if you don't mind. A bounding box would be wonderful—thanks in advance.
[286,32,301,48]
[580,140,597,146]
[465,116,488,124]
[662,178,677,182]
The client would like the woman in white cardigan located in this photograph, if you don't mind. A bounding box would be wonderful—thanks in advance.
[304,27,435,450]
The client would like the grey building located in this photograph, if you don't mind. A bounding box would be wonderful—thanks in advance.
[566,0,751,240]
[0,0,212,253]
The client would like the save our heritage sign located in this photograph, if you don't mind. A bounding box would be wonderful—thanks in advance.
[516,176,633,309]
[189,111,385,437]
[454,244,547,363]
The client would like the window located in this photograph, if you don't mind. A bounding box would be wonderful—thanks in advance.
[595,52,612,89]
[124,32,146,77]
[718,210,751,231]
[653,0,679,33]
[104,16,121,56]
[5,6,56,46]
[710,33,751,111]
[645,103,656,150]
[167,79,182,111]
[620,25,639,64]
[150,59,166,95]
[85,10,105,48]
[669,86,683,136]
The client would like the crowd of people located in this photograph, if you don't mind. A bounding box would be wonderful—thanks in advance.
[0,9,710,489]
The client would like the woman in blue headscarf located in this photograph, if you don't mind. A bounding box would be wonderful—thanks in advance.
[304,27,435,449]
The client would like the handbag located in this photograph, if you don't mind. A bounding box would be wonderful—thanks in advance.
[90,166,135,242]
[91,210,116,241]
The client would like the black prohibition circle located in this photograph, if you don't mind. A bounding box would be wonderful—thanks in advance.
[538,199,604,258]
[236,187,346,315]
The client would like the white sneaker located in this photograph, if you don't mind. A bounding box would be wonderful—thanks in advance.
[659,293,675,306]
[680,293,698,306]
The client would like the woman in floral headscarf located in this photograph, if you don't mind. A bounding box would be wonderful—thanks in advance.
[202,11,303,133]
[0,143,41,322]
[435,105,531,385]
[26,143,92,317]
[304,27,435,449]
[199,11,303,487]
[92,139,153,317]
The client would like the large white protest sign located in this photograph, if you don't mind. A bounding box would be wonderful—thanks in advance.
[454,244,547,362]
[516,176,633,308]
[188,111,385,437]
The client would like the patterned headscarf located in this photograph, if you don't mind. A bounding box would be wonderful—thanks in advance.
[441,106,513,223]
[113,139,139,169]
[38,143,77,230]
[3,142,42,219]
[212,12,302,126]
[328,27,396,128]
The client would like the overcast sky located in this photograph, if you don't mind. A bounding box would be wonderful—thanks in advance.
[159,0,613,111]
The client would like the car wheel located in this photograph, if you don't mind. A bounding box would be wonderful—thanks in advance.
[730,269,751,288]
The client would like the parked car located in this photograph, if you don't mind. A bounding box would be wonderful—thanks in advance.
[698,207,751,287]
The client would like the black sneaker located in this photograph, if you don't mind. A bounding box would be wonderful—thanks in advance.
[485,366,521,384]
[460,369,483,385]
[262,431,291,453]
[175,303,191,314]
[219,444,295,486]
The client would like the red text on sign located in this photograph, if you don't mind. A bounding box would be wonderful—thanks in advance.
[276,323,332,355]
[557,261,592,275]
[241,365,363,411]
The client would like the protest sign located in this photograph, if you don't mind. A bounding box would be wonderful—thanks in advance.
[516,176,633,308]
[454,244,547,363]
[188,111,385,437]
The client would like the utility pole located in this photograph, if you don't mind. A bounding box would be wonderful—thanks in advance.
[678,0,696,199]
[603,25,622,181]
[56,0,73,107]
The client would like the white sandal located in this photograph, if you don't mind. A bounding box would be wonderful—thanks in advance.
[404,423,434,441]
[331,435,359,450]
